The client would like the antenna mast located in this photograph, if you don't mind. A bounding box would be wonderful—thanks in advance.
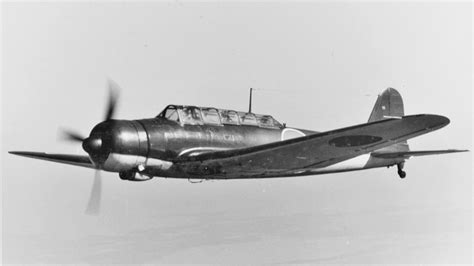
[248,88,253,113]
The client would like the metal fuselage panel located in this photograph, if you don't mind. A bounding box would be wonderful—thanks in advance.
[116,118,304,178]
[140,118,283,156]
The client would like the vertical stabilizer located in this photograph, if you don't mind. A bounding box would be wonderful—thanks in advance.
[368,88,404,122]
[369,88,409,153]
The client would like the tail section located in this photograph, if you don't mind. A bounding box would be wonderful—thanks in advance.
[366,88,468,178]
[368,87,404,122]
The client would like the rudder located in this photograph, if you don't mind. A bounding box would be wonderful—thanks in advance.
[368,88,404,122]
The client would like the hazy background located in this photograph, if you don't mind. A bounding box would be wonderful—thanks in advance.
[2,2,472,264]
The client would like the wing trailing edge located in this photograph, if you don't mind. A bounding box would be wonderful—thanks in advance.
[9,151,95,169]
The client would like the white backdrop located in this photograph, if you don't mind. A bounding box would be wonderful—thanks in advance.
[2,2,472,263]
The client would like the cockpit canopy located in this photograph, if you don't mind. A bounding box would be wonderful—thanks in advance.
[157,105,283,129]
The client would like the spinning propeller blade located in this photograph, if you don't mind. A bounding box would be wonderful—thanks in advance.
[61,129,85,143]
[85,170,102,215]
[104,79,120,121]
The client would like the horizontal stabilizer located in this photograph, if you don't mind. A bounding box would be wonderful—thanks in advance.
[9,151,95,169]
[371,149,468,159]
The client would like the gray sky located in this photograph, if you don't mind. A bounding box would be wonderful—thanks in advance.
[2,2,472,264]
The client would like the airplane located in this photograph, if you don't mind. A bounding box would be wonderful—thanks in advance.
[9,81,467,214]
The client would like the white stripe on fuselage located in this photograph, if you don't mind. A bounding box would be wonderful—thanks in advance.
[281,128,306,141]
[178,147,231,157]
[312,154,371,173]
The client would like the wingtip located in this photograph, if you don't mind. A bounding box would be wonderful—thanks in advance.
[444,149,469,154]
[437,115,450,128]
[422,114,450,128]
[9,151,38,156]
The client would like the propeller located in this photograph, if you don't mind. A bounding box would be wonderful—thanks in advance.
[61,79,120,216]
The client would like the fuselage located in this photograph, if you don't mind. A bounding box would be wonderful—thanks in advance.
[94,117,317,177]
[90,107,402,180]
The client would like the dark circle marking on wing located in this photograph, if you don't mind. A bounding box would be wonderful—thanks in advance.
[328,135,383,147]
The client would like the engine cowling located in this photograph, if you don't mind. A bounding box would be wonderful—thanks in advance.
[87,120,149,172]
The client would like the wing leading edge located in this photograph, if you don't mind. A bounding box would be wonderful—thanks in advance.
[9,151,95,169]
[176,114,451,178]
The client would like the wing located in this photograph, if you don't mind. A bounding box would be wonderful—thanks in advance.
[9,151,95,169]
[371,149,468,159]
[176,114,451,178]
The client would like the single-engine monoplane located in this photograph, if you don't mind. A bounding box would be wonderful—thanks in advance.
[9,81,467,214]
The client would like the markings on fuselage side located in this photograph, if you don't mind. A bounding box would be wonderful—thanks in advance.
[383,115,402,119]
[281,128,306,141]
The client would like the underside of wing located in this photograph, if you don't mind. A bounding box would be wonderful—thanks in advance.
[175,114,451,178]
[9,151,95,169]
[371,149,468,159]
